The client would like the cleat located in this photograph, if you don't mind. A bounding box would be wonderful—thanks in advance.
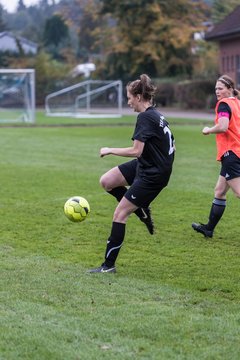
[87,264,116,274]
[140,207,154,235]
[192,223,213,238]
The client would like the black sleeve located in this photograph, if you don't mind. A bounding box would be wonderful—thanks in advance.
[132,113,148,142]
[217,102,232,120]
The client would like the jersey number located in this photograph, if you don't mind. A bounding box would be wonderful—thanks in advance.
[163,126,175,155]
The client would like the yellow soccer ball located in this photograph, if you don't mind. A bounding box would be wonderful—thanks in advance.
[64,196,90,222]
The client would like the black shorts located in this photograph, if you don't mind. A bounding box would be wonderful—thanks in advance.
[118,159,138,185]
[118,159,169,208]
[220,151,240,180]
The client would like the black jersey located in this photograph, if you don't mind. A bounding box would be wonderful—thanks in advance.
[132,106,175,182]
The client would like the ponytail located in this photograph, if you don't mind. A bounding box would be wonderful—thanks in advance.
[127,74,157,102]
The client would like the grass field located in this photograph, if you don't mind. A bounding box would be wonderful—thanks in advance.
[0,111,239,359]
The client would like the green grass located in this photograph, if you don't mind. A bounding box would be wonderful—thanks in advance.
[0,110,212,127]
[0,112,239,359]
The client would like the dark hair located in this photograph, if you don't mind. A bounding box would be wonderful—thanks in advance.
[127,74,157,102]
[218,74,239,97]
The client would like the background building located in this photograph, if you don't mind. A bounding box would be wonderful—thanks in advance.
[205,5,240,88]
[0,31,38,55]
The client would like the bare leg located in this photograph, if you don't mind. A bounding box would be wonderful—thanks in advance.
[113,196,138,223]
[100,166,128,191]
[227,177,240,198]
[214,175,229,199]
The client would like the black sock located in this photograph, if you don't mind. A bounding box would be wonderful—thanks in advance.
[206,198,226,231]
[107,187,127,202]
[107,187,145,219]
[104,222,126,267]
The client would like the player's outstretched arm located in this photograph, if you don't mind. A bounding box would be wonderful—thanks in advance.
[100,140,144,158]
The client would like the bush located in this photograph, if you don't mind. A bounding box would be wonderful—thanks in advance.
[33,52,71,105]
[7,51,71,106]
[175,79,215,109]
[155,83,175,107]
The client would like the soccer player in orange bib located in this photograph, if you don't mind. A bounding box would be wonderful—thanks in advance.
[192,75,240,238]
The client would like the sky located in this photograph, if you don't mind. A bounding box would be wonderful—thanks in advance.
[0,0,41,13]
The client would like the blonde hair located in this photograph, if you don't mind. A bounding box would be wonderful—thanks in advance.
[127,74,157,102]
[218,75,239,97]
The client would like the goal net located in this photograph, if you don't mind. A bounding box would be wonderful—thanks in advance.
[0,69,35,123]
[45,80,123,118]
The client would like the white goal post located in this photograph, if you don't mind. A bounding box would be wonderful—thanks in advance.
[45,80,123,118]
[0,69,35,123]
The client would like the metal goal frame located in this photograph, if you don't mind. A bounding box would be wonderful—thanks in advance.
[45,80,123,118]
[0,69,35,123]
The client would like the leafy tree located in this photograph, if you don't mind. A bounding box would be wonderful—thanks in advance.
[33,51,70,104]
[57,0,105,62]
[0,51,12,67]
[99,0,209,80]
[39,0,49,8]
[9,11,32,34]
[77,0,106,61]
[43,14,69,47]
[9,51,70,104]
[5,0,57,44]
[0,4,7,31]
[212,0,240,23]
[192,41,218,79]
[42,14,71,62]
[17,0,26,11]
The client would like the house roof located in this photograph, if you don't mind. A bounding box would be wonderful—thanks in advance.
[0,31,37,49]
[205,5,240,41]
[0,31,38,53]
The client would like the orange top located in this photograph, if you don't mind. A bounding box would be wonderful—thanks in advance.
[215,97,240,160]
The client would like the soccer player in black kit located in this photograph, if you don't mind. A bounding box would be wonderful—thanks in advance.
[88,74,175,273]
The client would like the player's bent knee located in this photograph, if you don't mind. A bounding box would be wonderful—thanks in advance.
[99,175,105,188]
[99,174,111,191]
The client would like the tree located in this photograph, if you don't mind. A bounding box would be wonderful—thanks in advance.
[33,51,70,104]
[212,0,240,24]
[39,0,49,7]
[17,0,26,11]
[0,4,7,31]
[43,14,69,47]
[77,0,106,61]
[57,0,106,62]
[98,0,209,80]
[43,14,71,61]
[191,40,218,79]
[9,51,71,104]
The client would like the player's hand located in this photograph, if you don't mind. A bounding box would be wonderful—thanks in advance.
[100,147,111,157]
[202,127,211,135]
